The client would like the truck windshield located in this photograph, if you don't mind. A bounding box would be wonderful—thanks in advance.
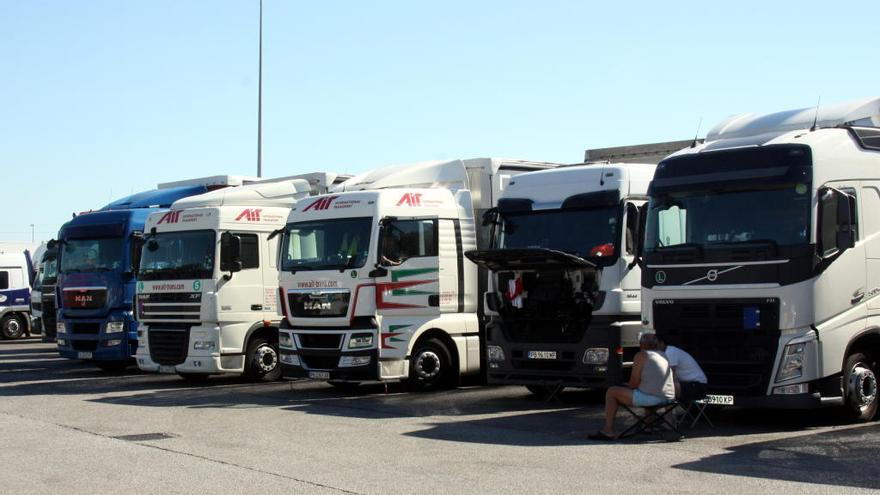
[60,238,124,273]
[645,184,811,253]
[281,218,372,271]
[498,207,619,264]
[138,230,216,281]
[35,257,58,289]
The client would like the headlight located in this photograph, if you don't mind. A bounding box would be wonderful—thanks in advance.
[487,345,506,363]
[0,294,7,303]
[349,333,373,349]
[339,355,371,367]
[105,321,125,334]
[583,347,610,365]
[193,341,216,351]
[57,322,67,334]
[57,338,67,346]
[280,353,301,366]
[279,333,293,348]
[105,339,123,347]
[777,342,806,382]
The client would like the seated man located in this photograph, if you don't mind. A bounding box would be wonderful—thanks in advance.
[589,333,675,440]
[658,338,708,402]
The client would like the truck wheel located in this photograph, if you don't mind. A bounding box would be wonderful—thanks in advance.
[408,337,453,391]
[1,314,26,339]
[844,352,878,422]
[95,361,130,372]
[244,337,281,382]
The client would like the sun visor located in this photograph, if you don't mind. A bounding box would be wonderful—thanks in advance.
[465,248,597,271]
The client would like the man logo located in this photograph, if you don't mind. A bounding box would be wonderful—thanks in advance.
[157,211,182,224]
[655,271,667,284]
[235,208,262,222]
[396,193,423,207]
[707,269,718,282]
[302,196,339,212]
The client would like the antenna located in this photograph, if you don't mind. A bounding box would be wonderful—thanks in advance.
[810,96,821,131]
[690,117,703,148]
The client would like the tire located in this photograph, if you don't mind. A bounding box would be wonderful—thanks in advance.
[179,373,211,383]
[407,337,453,391]
[243,337,281,382]
[843,352,878,422]
[94,361,130,372]
[1,314,26,339]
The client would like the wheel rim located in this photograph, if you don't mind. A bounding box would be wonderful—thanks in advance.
[415,350,441,380]
[4,318,22,337]
[848,362,877,411]
[254,345,278,374]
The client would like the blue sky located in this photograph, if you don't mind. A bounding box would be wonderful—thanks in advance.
[1,0,877,241]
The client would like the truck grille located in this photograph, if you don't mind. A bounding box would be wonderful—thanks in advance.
[71,322,100,334]
[288,290,350,318]
[298,334,343,349]
[300,355,339,370]
[71,340,98,351]
[62,287,107,309]
[148,325,191,365]
[137,292,201,321]
[654,299,780,396]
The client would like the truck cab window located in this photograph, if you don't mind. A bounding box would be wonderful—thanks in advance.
[656,205,687,247]
[226,233,259,270]
[381,219,438,265]
[0,271,8,290]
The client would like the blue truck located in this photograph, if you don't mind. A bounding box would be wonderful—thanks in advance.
[54,178,253,370]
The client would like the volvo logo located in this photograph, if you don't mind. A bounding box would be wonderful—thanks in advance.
[655,271,667,284]
[706,269,718,282]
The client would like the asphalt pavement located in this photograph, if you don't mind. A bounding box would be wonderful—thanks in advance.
[1,337,878,494]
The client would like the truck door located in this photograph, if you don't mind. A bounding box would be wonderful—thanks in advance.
[374,217,441,317]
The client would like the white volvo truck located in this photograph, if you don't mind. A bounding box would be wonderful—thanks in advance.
[640,97,880,421]
[277,158,559,388]
[466,163,656,395]
[135,174,343,381]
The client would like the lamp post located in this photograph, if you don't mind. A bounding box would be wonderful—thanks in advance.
[257,0,263,178]
[30,224,34,242]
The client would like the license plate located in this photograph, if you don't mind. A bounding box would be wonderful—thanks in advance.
[309,371,330,380]
[158,366,176,374]
[77,352,92,359]
[700,394,734,405]
[527,350,557,360]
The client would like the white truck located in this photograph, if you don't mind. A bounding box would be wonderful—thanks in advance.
[135,174,344,381]
[276,158,560,389]
[466,163,656,395]
[0,242,40,339]
[640,97,880,421]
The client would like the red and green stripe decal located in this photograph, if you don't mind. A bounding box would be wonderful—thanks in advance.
[376,268,439,309]
[381,324,411,350]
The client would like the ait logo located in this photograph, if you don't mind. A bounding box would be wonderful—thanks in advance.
[302,196,339,212]
[396,193,423,207]
[157,211,182,224]
[234,208,262,221]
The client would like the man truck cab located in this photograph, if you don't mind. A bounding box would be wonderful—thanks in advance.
[466,163,656,395]
[56,176,257,370]
[135,174,345,381]
[277,158,559,389]
[640,97,880,421]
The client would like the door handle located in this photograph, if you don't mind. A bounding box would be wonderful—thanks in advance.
[251,304,263,311]
[428,295,440,307]
[851,290,865,305]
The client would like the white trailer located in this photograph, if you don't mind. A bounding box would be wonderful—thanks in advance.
[466,162,656,394]
[276,158,560,388]
[640,97,880,420]
[135,174,344,381]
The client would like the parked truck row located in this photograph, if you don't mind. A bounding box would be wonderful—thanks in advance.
[10,96,880,422]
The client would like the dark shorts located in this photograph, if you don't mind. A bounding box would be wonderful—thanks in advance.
[679,381,708,402]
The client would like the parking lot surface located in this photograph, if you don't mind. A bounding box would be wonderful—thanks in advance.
[1,338,879,494]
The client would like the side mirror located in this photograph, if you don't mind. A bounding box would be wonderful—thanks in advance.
[818,187,856,258]
[481,208,498,227]
[628,204,648,270]
[47,239,58,249]
[267,228,284,241]
[129,231,144,277]
[220,232,243,278]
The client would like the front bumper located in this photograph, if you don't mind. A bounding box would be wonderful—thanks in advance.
[279,324,382,381]
[136,323,244,375]
[280,349,380,381]
[57,317,136,361]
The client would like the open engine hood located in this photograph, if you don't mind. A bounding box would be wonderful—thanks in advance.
[464,248,597,272]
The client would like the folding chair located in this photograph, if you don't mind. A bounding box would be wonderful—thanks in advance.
[618,401,683,441]
[675,399,714,429]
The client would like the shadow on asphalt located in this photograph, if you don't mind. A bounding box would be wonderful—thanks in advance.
[672,423,880,490]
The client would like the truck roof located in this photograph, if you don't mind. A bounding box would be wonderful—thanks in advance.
[156,175,262,189]
[502,162,656,207]
[100,185,210,211]
[170,179,313,209]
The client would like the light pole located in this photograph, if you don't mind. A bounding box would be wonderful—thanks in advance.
[29,224,34,243]
[257,0,263,178]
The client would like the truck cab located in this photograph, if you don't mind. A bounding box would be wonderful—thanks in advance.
[0,243,39,339]
[134,174,343,381]
[641,97,880,421]
[56,177,256,369]
[467,163,655,393]
[277,158,558,388]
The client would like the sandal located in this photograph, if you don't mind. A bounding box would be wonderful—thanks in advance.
[587,430,616,441]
